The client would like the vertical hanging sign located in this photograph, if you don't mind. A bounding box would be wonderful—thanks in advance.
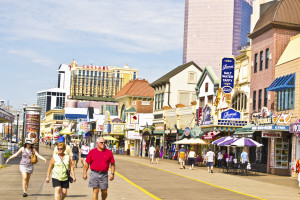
[221,58,235,93]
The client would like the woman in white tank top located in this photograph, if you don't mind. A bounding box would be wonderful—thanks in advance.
[188,148,197,170]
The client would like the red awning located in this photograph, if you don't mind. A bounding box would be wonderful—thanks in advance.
[202,131,220,140]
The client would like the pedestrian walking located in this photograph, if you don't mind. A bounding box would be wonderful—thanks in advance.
[90,141,95,149]
[178,145,186,169]
[71,141,80,168]
[188,147,196,170]
[240,149,249,164]
[149,145,155,164]
[80,142,90,167]
[6,138,47,197]
[83,137,115,200]
[217,151,223,168]
[46,143,76,200]
[49,141,52,149]
[296,158,300,194]
[154,146,160,164]
[53,136,72,158]
[206,148,215,173]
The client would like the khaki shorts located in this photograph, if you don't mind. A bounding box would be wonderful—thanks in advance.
[179,158,185,163]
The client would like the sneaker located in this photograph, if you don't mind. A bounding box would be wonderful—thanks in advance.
[211,170,213,173]
[183,166,185,169]
[208,170,210,173]
[23,193,28,197]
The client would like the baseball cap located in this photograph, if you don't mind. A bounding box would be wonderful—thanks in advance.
[58,136,65,143]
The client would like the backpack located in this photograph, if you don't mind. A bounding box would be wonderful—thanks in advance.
[179,151,185,159]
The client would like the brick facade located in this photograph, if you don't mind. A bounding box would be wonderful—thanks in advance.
[250,28,300,119]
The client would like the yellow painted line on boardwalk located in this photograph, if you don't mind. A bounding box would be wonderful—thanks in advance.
[125,159,265,200]
[115,171,162,200]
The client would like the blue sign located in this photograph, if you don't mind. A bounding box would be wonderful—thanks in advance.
[221,58,235,93]
[252,125,289,131]
[221,109,241,120]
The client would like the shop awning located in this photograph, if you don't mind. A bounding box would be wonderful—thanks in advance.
[125,107,136,113]
[65,114,87,119]
[266,73,295,91]
[202,131,220,140]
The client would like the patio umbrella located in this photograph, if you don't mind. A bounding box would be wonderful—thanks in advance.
[187,138,207,144]
[230,137,263,147]
[173,138,190,144]
[103,135,119,141]
[212,136,232,145]
[218,137,238,146]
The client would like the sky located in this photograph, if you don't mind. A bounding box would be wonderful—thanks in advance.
[0,0,185,109]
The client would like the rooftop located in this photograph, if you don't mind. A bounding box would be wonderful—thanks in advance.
[114,79,154,99]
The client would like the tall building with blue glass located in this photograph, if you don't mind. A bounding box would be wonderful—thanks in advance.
[183,0,253,76]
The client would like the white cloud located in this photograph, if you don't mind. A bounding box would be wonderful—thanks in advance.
[0,0,184,54]
[7,49,57,68]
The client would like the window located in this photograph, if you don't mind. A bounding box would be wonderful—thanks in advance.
[179,92,190,106]
[258,89,262,110]
[158,93,161,109]
[199,97,205,107]
[78,70,81,85]
[155,94,158,110]
[58,73,61,88]
[205,83,208,92]
[133,72,136,79]
[264,88,268,107]
[208,95,213,105]
[188,72,196,83]
[254,53,258,73]
[232,92,247,110]
[161,93,164,108]
[277,88,295,111]
[53,114,64,120]
[265,48,269,69]
[253,91,256,110]
[260,51,263,71]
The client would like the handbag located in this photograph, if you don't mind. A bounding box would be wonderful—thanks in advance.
[59,156,73,183]
[31,152,38,164]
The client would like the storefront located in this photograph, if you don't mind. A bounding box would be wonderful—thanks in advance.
[252,123,291,175]
[141,127,152,157]
[289,120,300,177]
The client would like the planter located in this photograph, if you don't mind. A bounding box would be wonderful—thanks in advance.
[175,104,185,108]
[163,106,172,110]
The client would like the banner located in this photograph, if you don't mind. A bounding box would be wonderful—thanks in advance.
[221,58,235,93]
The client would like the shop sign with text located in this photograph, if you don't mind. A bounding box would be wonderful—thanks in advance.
[221,109,241,120]
[155,124,164,131]
[221,58,235,93]
[262,132,282,138]
[290,119,300,137]
[252,125,289,131]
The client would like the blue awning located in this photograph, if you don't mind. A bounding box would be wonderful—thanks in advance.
[65,114,87,119]
[267,73,295,91]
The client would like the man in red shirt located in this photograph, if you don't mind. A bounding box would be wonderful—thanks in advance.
[83,137,115,200]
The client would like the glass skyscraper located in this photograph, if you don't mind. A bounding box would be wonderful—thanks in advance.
[183,0,253,76]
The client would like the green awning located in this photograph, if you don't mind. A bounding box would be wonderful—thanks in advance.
[125,107,136,113]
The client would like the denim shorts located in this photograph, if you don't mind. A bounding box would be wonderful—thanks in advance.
[207,162,213,167]
[88,170,108,189]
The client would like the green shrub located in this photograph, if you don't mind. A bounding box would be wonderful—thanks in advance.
[4,151,11,158]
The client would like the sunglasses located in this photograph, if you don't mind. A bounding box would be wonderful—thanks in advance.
[99,142,105,144]
[58,148,64,150]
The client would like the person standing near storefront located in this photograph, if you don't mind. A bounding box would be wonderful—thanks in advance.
[154,146,160,164]
[188,147,196,170]
[178,145,186,169]
[206,148,215,173]
[240,149,249,166]
[296,158,300,194]
[217,151,223,168]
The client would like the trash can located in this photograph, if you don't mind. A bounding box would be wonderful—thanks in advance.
[127,149,130,155]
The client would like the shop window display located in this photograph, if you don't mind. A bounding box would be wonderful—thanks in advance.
[275,138,289,168]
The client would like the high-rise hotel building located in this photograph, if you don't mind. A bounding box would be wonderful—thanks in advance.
[65,60,138,101]
[183,0,253,76]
